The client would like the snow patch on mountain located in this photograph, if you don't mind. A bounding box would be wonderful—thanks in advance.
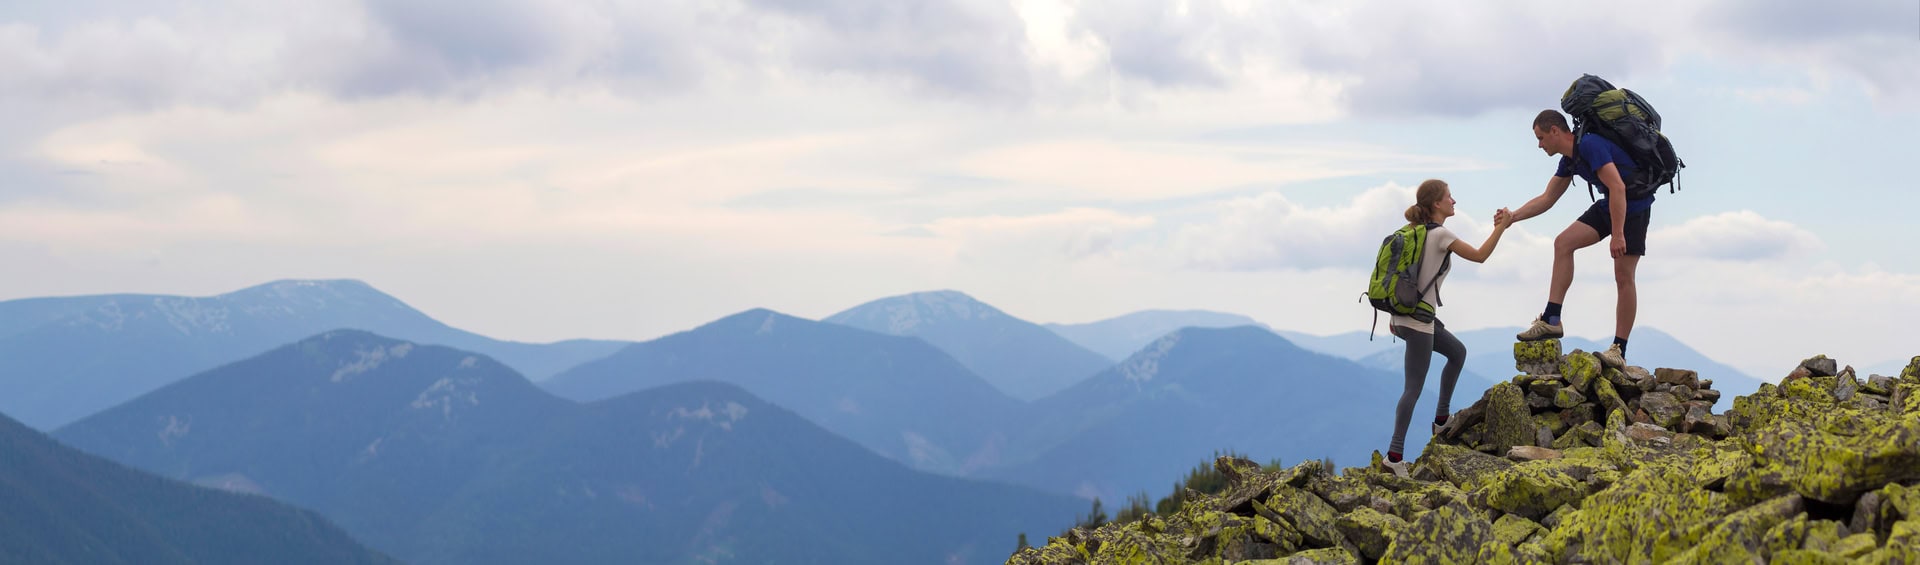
[668,401,750,432]
[331,342,414,383]
[153,297,233,335]
[901,430,954,469]
[410,376,482,420]
[1121,331,1182,383]
[157,415,191,447]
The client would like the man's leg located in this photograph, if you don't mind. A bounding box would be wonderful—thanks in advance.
[1520,221,1605,341]
[1614,255,1640,342]
[1550,222,1604,304]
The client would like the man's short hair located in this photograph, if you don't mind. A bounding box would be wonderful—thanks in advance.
[1533,110,1570,133]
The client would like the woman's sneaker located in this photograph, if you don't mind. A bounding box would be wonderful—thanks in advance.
[1597,343,1627,370]
[1516,315,1564,341]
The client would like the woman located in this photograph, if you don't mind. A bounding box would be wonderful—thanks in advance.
[1383,179,1511,473]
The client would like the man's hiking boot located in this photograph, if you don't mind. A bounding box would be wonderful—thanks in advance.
[1597,343,1627,370]
[1516,315,1564,342]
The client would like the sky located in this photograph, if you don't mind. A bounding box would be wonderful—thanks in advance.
[2,1,1918,379]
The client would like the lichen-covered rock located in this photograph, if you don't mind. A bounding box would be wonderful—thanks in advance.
[1623,422,1675,447]
[1557,403,1596,431]
[1829,532,1880,558]
[1799,519,1846,553]
[1552,420,1604,450]
[1417,443,1514,491]
[1802,355,1839,377]
[1552,387,1587,409]
[1278,547,1359,564]
[1483,381,1533,456]
[1862,544,1920,564]
[1655,367,1701,389]
[1262,486,1346,549]
[1533,461,1731,563]
[1762,512,1811,558]
[1889,520,1920,550]
[1834,371,1861,402]
[1865,375,1898,395]
[1491,513,1546,546]
[1744,414,1920,504]
[1531,412,1568,439]
[1851,490,1886,537]
[1639,391,1686,430]
[1379,501,1493,564]
[1472,463,1589,521]
[1770,549,1858,564]
[1560,350,1600,395]
[1514,340,1562,376]
[1659,494,1804,564]
[1308,474,1389,514]
[1682,400,1717,435]
[1007,352,1920,565]
[1332,507,1403,560]
[1903,355,1920,383]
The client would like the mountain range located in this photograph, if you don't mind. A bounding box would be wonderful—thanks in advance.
[990,326,1440,502]
[6,279,1790,562]
[543,308,1028,476]
[826,291,1113,401]
[1046,309,1267,362]
[0,279,628,429]
[56,330,1082,565]
[0,408,395,565]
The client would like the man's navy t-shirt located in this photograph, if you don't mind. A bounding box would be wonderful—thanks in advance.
[1556,133,1653,210]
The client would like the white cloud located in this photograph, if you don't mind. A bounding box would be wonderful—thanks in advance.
[3,0,1914,122]
[1652,210,1825,262]
[924,207,1157,264]
[1153,182,1517,272]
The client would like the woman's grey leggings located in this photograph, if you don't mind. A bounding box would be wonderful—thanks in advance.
[1389,321,1465,455]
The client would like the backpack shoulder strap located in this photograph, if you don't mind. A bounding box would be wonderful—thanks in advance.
[1569,132,1599,202]
[1417,223,1450,305]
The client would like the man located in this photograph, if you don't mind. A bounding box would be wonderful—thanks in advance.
[1506,109,1651,369]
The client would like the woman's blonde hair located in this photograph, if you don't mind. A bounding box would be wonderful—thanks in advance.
[1404,179,1449,224]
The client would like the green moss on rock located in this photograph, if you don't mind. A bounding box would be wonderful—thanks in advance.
[1472,464,1588,521]
[1514,340,1562,375]
[1560,350,1600,395]
[1491,513,1546,546]
[1276,547,1358,564]
[1484,382,1533,455]
[1332,507,1402,560]
[1379,501,1493,564]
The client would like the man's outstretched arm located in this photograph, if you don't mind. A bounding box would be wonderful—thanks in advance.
[1511,175,1573,223]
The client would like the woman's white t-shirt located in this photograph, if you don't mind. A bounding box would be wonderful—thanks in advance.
[1389,225,1458,335]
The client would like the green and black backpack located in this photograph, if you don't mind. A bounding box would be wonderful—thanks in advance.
[1560,74,1685,201]
[1364,223,1450,339]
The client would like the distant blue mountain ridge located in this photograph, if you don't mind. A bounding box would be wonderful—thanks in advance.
[544,308,1027,476]
[1046,309,1267,362]
[55,330,1083,565]
[0,279,629,429]
[825,291,1113,401]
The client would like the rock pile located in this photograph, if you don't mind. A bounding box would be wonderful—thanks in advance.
[1007,346,1920,564]
[1437,340,1731,458]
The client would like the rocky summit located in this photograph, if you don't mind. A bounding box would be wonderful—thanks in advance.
[1008,342,1920,564]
